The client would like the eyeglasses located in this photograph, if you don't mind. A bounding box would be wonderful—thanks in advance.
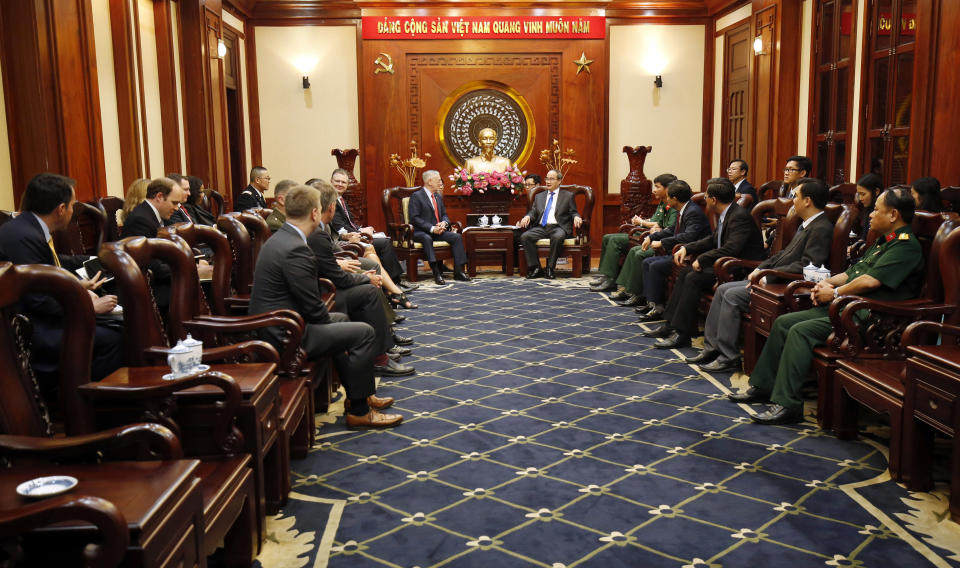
[783,168,801,173]
[726,166,742,172]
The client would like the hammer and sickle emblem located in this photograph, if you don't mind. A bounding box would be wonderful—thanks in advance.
[374,52,394,75]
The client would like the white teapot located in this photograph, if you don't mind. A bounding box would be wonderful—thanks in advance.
[491,214,503,226]
[478,215,489,227]
[166,340,192,378]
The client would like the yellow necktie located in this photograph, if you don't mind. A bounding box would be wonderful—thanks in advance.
[47,238,61,268]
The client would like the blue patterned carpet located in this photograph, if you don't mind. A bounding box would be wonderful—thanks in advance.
[258,278,959,568]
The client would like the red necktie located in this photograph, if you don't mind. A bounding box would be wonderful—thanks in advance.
[340,198,354,229]
[430,193,441,224]
[180,205,192,222]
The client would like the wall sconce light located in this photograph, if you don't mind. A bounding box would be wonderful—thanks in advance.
[217,39,227,59]
[302,76,311,89]
[753,35,766,55]
[654,75,663,88]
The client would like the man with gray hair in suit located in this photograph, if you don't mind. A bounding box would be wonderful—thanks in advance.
[406,170,470,284]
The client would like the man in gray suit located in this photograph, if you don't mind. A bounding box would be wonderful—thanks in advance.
[689,178,834,372]
[518,169,582,279]
[248,184,402,429]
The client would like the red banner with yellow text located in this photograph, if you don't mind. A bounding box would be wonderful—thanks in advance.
[362,16,606,40]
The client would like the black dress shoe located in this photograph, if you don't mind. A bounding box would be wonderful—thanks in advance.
[440,263,454,273]
[637,307,665,322]
[654,332,691,349]
[640,324,673,338]
[433,272,446,285]
[393,313,407,324]
[700,357,742,373]
[399,281,420,291]
[544,268,556,279]
[392,333,414,346]
[684,349,719,364]
[635,303,655,315]
[615,294,644,307]
[388,345,412,357]
[751,404,802,425]
[727,387,770,404]
[526,267,544,279]
[388,351,402,362]
[454,270,471,281]
[374,358,416,377]
[590,279,617,292]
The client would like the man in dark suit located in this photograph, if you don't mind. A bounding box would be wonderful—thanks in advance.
[329,168,407,288]
[236,166,270,211]
[727,159,757,208]
[777,156,812,199]
[306,180,414,376]
[0,173,122,381]
[688,178,835,372]
[636,184,711,319]
[407,170,470,285]
[518,169,582,279]
[248,184,402,428]
[643,177,766,348]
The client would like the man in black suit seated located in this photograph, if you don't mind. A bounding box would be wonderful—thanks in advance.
[518,169,582,279]
[329,169,411,290]
[686,178,835,372]
[407,170,470,285]
[248,184,402,428]
[0,173,122,381]
[122,178,212,308]
[726,159,757,208]
[306,180,414,376]
[643,177,766,348]
[236,166,270,211]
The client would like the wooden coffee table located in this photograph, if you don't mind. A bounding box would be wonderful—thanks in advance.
[463,226,515,276]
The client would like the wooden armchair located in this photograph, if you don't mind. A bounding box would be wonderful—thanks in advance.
[53,201,106,256]
[726,203,857,372]
[780,212,957,432]
[204,188,225,218]
[829,182,857,204]
[381,186,463,281]
[518,185,595,277]
[758,179,785,201]
[828,218,960,480]
[942,186,960,214]
[99,196,124,243]
[0,261,250,567]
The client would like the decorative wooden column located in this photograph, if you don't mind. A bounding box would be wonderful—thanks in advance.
[0,0,106,205]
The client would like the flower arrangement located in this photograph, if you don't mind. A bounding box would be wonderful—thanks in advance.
[450,165,526,196]
[389,140,430,187]
[539,139,578,180]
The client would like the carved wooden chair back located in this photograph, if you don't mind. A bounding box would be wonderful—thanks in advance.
[0,263,94,437]
[758,179,783,201]
[829,182,858,204]
[751,198,798,252]
[99,196,124,242]
[250,207,273,221]
[53,201,106,256]
[204,188,225,218]
[217,213,257,297]
[736,193,755,211]
[941,186,960,214]
[233,211,270,266]
[381,186,422,245]
[823,203,858,274]
[100,236,198,365]
[159,222,233,316]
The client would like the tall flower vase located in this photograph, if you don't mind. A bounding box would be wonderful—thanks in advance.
[332,148,365,225]
[619,146,655,220]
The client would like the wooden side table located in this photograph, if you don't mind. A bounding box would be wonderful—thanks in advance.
[2,460,204,567]
[80,363,280,543]
[463,226,515,276]
[903,344,960,522]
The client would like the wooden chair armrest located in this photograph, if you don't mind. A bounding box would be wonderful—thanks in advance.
[751,269,803,284]
[142,341,279,365]
[0,495,128,567]
[450,221,463,232]
[783,280,816,311]
[714,257,761,283]
[903,320,960,346]
[0,423,182,461]
[618,223,637,233]
[78,371,245,455]
[832,298,951,356]
[183,316,300,374]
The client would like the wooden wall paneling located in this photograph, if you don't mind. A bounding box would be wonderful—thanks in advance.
[720,22,752,175]
[153,0,183,176]
[109,0,144,187]
[206,10,230,196]
[0,0,106,205]
[245,22,262,177]
[701,21,716,184]
[131,0,151,178]
[222,24,247,197]
[751,4,775,183]
[928,0,960,183]
[907,0,939,181]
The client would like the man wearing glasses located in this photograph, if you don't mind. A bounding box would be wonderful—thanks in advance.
[726,159,757,207]
[778,156,812,199]
[518,169,582,279]
[237,166,271,211]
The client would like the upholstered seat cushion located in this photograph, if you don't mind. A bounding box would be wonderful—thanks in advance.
[535,238,582,246]
[413,241,449,249]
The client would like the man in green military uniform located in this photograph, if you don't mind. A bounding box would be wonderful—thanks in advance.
[591,173,678,307]
[729,187,924,424]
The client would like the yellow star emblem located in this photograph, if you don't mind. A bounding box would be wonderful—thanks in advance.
[573,52,593,75]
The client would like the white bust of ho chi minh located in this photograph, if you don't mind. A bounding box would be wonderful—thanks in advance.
[464,128,512,174]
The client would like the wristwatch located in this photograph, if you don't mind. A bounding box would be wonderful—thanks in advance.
[833,287,840,299]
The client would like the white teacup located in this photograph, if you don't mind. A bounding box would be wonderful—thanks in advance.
[491,215,502,226]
